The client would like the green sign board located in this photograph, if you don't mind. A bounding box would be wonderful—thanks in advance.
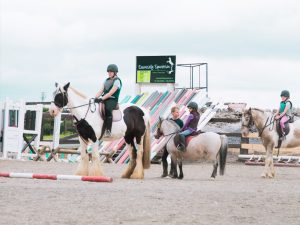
[136,55,176,83]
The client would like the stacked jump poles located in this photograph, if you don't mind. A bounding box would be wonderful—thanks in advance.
[0,172,113,183]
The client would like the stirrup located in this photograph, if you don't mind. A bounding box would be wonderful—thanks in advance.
[176,144,185,152]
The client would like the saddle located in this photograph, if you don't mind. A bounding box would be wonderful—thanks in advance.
[174,131,203,151]
[275,120,290,149]
[98,102,122,122]
[276,120,290,138]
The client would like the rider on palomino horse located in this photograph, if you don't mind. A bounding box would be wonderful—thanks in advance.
[177,102,200,151]
[95,64,122,138]
[274,90,293,148]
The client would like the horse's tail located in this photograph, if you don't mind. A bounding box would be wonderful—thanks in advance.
[219,135,228,175]
[142,121,151,169]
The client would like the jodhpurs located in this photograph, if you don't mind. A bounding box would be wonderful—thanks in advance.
[280,115,289,130]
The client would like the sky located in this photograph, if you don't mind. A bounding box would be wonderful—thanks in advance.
[1,0,300,109]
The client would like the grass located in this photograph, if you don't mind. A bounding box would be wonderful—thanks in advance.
[42,131,77,141]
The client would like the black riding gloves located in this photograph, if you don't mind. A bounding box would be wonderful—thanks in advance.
[94,97,103,103]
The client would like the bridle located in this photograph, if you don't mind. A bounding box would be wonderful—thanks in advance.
[242,108,275,137]
[156,119,180,137]
[53,88,69,108]
[241,109,254,130]
[52,87,96,119]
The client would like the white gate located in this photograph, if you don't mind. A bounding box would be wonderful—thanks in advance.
[0,100,43,159]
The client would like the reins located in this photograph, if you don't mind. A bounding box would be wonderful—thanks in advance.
[53,88,97,120]
[257,115,276,137]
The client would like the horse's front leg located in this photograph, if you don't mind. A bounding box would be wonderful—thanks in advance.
[121,144,137,178]
[89,142,104,176]
[161,147,169,178]
[75,143,89,176]
[131,138,144,179]
[261,145,275,178]
[169,154,178,179]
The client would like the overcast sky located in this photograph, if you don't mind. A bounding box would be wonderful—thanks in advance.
[1,0,299,109]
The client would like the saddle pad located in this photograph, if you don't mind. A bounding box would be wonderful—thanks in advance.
[99,103,122,122]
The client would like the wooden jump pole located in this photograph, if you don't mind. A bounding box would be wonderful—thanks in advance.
[0,172,113,183]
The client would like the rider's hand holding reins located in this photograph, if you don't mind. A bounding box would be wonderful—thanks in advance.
[94,97,103,103]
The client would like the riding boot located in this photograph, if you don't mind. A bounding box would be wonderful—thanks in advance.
[104,116,113,138]
[275,139,282,149]
[177,134,186,151]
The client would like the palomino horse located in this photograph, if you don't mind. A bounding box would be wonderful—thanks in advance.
[49,83,151,179]
[155,118,228,179]
[242,108,300,178]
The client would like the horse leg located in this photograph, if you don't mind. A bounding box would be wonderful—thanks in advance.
[261,146,275,178]
[210,160,218,179]
[169,154,178,179]
[89,142,103,176]
[131,138,144,179]
[169,159,175,177]
[121,144,137,178]
[178,160,184,179]
[75,144,89,176]
[161,147,169,178]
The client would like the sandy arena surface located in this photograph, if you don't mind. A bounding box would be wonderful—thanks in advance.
[0,159,299,225]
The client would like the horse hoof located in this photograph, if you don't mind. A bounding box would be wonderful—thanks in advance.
[178,176,184,180]
[260,173,267,178]
[121,174,130,179]
[210,177,216,180]
[161,173,168,178]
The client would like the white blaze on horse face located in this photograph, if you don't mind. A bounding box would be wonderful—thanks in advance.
[49,102,61,117]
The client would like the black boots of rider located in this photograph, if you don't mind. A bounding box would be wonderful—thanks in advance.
[104,116,113,138]
[275,139,282,149]
[177,134,186,151]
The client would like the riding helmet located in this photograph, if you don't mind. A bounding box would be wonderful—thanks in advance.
[280,90,290,98]
[187,102,198,110]
[107,64,118,73]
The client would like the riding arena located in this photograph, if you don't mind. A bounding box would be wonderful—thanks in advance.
[1,83,299,225]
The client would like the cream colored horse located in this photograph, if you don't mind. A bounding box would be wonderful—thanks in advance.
[155,118,228,179]
[242,108,300,178]
[49,83,151,179]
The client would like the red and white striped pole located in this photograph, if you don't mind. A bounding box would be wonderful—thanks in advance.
[0,172,113,183]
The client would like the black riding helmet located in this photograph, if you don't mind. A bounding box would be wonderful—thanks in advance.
[187,102,198,110]
[107,64,118,73]
[280,90,290,98]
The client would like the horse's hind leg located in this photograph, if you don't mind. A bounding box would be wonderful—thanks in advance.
[131,138,144,179]
[89,143,103,176]
[121,144,137,178]
[178,161,184,179]
[211,160,218,179]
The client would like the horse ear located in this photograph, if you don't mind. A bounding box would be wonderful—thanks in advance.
[55,82,58,87]
[64,82,70,91]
